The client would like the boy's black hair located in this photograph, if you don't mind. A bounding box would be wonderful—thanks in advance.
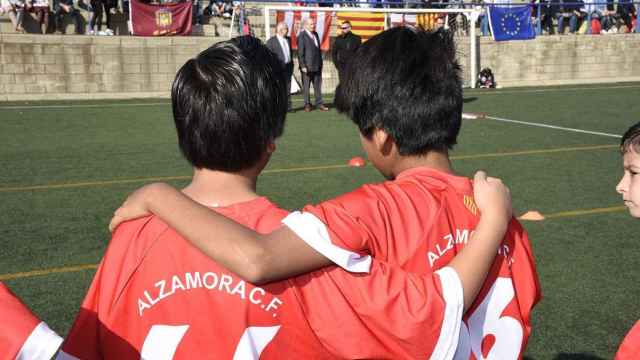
[334,27,462,155]
[621,122,640,154]
[171,35,287,172]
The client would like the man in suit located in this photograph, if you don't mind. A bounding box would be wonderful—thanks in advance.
[298,17,328,112]
[267,21,294,112]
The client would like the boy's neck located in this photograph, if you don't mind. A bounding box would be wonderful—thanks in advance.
[389,150,454,179]
[182,167,260,208]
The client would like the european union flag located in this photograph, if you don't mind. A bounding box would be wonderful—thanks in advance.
[488,5,536,41]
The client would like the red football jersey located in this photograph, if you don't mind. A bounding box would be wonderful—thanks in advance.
[58,197,335,360]
[0,282,62,360]
[616,320,640,360]
[283,167,542,359]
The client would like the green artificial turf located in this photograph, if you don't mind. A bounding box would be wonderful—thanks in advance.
[1,83,639,359]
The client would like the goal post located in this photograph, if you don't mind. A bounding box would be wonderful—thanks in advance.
[263,5,481,88]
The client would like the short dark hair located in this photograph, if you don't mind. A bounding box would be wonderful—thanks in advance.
[334,27,462,155]
[621,122,640,154]
[171,35,287,171]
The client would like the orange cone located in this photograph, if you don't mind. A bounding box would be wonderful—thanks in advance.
[348,157,366,167]
[518,211,545,221]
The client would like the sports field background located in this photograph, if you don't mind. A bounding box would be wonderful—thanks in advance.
[1,83,640,359]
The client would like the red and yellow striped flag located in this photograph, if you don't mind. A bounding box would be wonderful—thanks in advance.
[336,12,385,41]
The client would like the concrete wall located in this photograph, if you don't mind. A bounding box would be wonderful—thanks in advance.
[478,34,640,87]
[1,32,639,101]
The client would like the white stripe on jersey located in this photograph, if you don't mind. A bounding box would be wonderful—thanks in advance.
[282,211,372,273]
[431,267,464,360]
[17,322,63,360]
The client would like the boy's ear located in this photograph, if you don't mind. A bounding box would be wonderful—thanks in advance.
[266,141,276,154]
[372,128,392,153]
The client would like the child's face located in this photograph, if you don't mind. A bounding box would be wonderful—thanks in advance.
[616,148,640,218]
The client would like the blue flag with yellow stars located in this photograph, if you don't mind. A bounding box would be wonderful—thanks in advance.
[488,5,536,41]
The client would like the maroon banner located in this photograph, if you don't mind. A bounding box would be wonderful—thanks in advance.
[131,0,192,36]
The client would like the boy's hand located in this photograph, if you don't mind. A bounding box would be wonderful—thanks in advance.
[473,170,512,224]
[108,183,168,232]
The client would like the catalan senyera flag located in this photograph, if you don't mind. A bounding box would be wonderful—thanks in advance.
[336,12,385,41]
[276,11,333,51]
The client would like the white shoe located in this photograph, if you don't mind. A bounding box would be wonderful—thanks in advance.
[87,29,95,35]
[105,28,114,35]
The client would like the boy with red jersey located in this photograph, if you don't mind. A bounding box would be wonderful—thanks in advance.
[61,35,514,359]
[614,122,640,360]
[0,282,62,359]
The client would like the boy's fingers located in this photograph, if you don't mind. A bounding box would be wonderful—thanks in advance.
[109,208,126,232]
[474,170,487,183]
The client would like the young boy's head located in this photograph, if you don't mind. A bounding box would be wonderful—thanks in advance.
[171,35,288,173]
[617,122,640,218]
[334,27,462,172]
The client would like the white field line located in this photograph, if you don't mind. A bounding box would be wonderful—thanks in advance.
[485,115,622,138]
[1,84,639,111]
[464,84,640,96]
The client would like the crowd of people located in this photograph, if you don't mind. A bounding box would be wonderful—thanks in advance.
[1,0,638,35]
[0,0,120,34]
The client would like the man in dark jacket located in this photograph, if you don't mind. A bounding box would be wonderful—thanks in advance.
[298,17,328,112]
[267,21,294,112]
[331,20,361,85]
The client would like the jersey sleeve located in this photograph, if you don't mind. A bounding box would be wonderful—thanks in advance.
[290,261,464,359]
[616,320,640,360]
[281,187,388,272]
[58,217,161,360]
[0,282,62,360]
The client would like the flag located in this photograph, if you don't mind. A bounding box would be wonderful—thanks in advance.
[488,5,535,41]
[276,11,333,51]
[336,12,385,41]
[130,0,192,36]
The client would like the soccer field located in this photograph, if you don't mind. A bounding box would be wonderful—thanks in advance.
[1,83,639,359]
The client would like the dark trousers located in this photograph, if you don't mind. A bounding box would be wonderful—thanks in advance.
[284,62,293,110]
[54,6,82,34]
[336,65,347,85]
[302,70,323,107]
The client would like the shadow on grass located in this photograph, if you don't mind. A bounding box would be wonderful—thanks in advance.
[463,97,478,103]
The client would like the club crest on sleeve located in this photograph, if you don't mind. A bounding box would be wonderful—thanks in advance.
[463,195,478,216]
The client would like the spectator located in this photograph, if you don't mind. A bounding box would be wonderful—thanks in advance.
[26,0,50,33]
[556,0,586,34]
[266,21,294,111]
[434,14,446,30]
[118,0,130,34]
[0,0,26,33]
[617,0,636,32]
[206,0,231,18]
[94,0,116,34]
[531,0,556,34]
[54,0,83,34]
[585,0,615,33]
[298,17,328,112]
[331,20,361,85]
[78,0,99,34]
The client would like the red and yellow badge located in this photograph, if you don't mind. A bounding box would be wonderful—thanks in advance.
[155,8,172,28]
[463,195,478,216]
